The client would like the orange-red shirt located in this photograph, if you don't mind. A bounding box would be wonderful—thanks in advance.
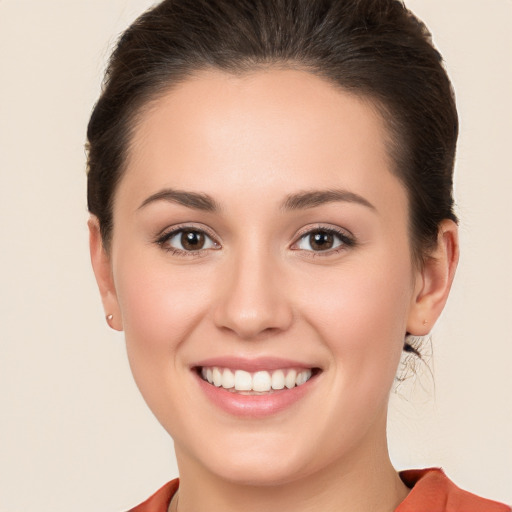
[128,468,511,512]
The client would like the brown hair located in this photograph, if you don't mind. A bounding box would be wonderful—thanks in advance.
[87,0,458,263]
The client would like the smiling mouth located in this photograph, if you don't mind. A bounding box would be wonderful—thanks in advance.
[196,366,321,395]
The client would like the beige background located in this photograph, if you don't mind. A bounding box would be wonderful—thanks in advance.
[0,0,510,510]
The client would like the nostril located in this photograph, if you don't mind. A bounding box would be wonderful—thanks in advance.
[212,271,294,339]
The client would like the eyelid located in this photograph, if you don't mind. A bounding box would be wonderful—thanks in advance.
[290,224,356,254]
[153,222,354,256]
[154,223,221,253]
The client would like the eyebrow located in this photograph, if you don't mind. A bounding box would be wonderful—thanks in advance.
[138,188,219,212]
[138,187,375,214]
[281,189,376,212]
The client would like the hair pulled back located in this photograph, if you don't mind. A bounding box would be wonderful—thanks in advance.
[87,0,458,265]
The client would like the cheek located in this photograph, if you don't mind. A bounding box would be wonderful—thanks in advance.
[115,253,210,342]
[300,253,414,387]
[112,254,220,436]
[112,249,214,395]
[291,257,414,453]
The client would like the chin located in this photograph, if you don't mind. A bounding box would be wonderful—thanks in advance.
[210,456,313,487]
[183,429,337,488]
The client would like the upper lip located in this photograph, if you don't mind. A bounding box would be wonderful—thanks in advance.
[192,356,319,373]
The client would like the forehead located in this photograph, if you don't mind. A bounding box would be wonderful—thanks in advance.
[119,68,405,214]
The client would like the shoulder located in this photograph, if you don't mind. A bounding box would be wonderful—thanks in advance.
[126,479,179,512]
[396,468,511,512]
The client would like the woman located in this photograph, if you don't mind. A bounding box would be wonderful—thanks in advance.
[86,0,510,511]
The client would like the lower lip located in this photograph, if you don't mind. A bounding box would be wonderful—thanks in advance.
[194,371,319,418]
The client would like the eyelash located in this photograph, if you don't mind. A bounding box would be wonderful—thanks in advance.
[291,225,356,257]
[154,224,356,257]
[155,224,220,257]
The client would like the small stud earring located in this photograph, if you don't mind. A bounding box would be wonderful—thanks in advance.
[106,314,114,326]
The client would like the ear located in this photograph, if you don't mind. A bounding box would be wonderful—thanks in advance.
[407,219,459,336]
[88,216,123,331]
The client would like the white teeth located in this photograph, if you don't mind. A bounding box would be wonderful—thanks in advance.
[285,369,297,389]
[201,367,314,392]
[234,370,253,391]
[296,369,312,386]
[221,368,235,389]
[252,371,272,392]
[271,370,285,390]
[213,367,223,387]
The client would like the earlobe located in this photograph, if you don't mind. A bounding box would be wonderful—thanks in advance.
[407,219,459,336]
[88,216,123,331]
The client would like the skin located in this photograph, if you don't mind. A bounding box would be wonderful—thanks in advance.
[89,69,458,512]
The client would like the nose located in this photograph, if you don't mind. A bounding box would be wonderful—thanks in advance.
[212,246,293,340]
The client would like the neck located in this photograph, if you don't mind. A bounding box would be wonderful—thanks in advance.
[174,419,409,512]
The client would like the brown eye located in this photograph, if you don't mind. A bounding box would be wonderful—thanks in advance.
[309,231,334,251]
[181,230,205,250]
[294,228,354,253]
[160,228,219,253]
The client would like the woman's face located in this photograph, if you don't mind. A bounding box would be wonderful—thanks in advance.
[100,69,426,485]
